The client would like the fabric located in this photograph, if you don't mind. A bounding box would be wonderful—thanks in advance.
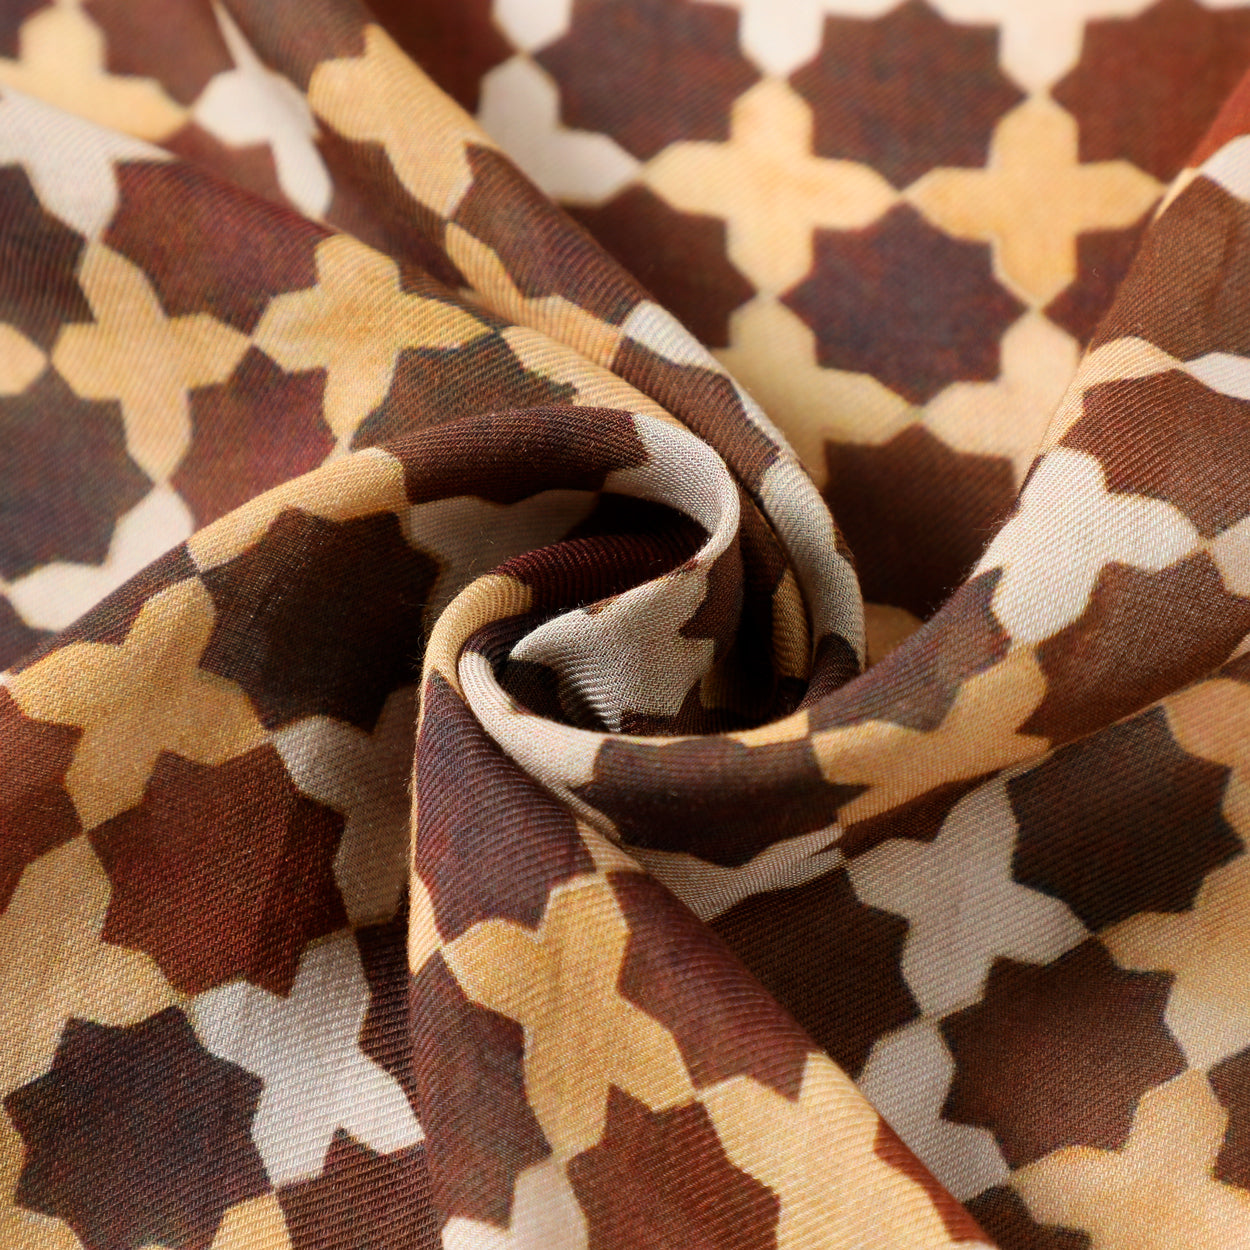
[3,0,1250,1246]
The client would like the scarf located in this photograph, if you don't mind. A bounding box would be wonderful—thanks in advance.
[1,1,1248,1246]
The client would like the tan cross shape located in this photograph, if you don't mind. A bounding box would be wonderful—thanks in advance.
[0,2,184,141]
[1106,851,1250,1070]
[1014,1071,1250,1249]
[0,836,177,1099]
[53,244,250,482]
[701,1052,964,1249]
[443,873,693,1160]
[253,233,493,443]
[0,838,177,1250]
[307,24,495,219]
[906,97,1161,305]
[812,648,1050,823]
[8,578,265,829]
[641,79,898,294]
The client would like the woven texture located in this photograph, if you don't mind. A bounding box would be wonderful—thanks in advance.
[3,1,1250,1246]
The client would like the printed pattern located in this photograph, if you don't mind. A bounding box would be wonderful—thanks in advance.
[1,1,1250,1248]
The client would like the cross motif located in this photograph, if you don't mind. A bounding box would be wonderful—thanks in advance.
[6,486,192,633]
[907,97,1161,304]
[308,23,495,219]
[715,298,914,487]
[0,88,164,239]
[641,79,897,294]
[274,684,418,927]
[253,233,492,444]
[923,312,1079,486]
[812,649,1050,821]
[0,837,177,1100]
[476,57,638,204]
[0,3,184,141]
[931,0,1154,92]
[1107,851,1250,1070]
[0,322,44,397]
[703,0,897,76]
[191,934,423,1185]
[8,578,265,829]
[192,5,331,219]
[1013,1072,1250,1249]
[849,775,1087,1017]
[52,244,250,482]
[441,1159,588,1250]
[443,874,693,1160]
[976,447,1200,645]
[856,1020,1009,1201]
[701,1052,964,1248]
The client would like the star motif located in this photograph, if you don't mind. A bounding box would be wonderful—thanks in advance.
[907,96,1161,304]
[277,1134,438,1250]
[0,369,151,582]
[790,0,1023,186]
[192,934,422,1186]
[0,3,185,140]
[849,775,1087,1017]
[5,1008,266,1250]
[92,747,347,996]
[1014,1072,1250,1249]
[443,874,693,1160]
[252,232,491,443]
[941,940,1185,1168]
[7,577,265,829]
[0,87,164,238]
[1053,0,1250,182]
[191,5,330,218]
[642,79,897,294]
[535,0,759,161]
[52,243,250,482]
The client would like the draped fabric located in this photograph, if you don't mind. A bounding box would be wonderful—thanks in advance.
[4,0,1250,1246]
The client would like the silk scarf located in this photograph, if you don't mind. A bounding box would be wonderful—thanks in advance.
[1,1,1249,1247]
